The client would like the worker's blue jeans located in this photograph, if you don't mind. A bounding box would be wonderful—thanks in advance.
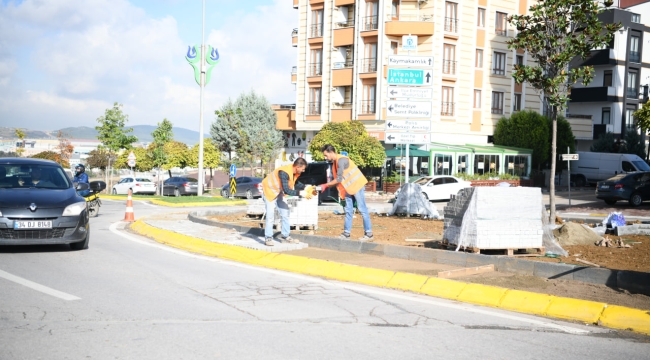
[263,193,290,238]
[343,187,372,235]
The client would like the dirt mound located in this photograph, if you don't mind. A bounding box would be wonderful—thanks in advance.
[553,222,603,246]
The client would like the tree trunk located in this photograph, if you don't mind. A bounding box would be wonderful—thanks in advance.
[549,107,558,223]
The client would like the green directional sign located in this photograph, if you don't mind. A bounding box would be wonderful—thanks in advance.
[387,68,432,86]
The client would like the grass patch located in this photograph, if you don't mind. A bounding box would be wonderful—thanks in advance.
[105,194,235,204]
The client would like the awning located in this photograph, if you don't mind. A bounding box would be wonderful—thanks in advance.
[385,145,429,157]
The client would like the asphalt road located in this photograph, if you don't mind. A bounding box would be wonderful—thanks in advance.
[1,200,648,359]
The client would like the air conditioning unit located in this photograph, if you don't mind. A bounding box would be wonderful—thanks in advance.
[606,124,614,133]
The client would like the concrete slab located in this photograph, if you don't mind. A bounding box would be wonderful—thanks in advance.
[533,262,576,280]
[572,267,618,287]
[497,257,536,275]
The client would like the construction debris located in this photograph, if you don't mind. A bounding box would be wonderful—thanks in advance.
[576,258,601,268]
[595,236,632,248]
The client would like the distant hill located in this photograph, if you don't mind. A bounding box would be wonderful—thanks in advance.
[1,125,210,146]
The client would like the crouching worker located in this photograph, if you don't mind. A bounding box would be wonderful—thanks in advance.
[261,157,315,246]
[319,144,373,242]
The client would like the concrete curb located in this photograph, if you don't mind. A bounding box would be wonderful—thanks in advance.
[188,211,650,296]
[101,195,247,207]
[130,219,650,336]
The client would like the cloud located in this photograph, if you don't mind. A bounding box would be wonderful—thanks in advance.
[0,0,296,132]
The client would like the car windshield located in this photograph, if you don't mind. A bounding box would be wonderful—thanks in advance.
[632,161,650,171]
[0,164,70,190]
[414,177,431,185]
[136,178,152,182]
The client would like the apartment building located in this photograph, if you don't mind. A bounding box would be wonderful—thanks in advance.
[278,0,545,154]
[566,0,650,151]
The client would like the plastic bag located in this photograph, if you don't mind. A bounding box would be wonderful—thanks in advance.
[602,212,626,229]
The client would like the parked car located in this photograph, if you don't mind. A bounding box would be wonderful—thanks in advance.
[596,171,650,206]
[220,176,263,199]
[0,158,90,250]
[112,176,157,195]
[395,175,471,201]
[162,176,200,196]
[297,161,338,202]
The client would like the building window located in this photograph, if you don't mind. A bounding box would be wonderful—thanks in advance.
[631,13,640,23]
[603,70,612,87]
[602,107,611,125]
[457,155,468,174]
[492,51,506,75]
[309,49,322,76]
[476,49,483,68]
[475,154,500,175]
[310,9,323,37]
[391,41,398,55]
[491,91,504,114]
[627,70,638,99]
[361,42,377,72]
[626,106,637,132]
[477,8,485,27]
[361,84,376,114]
[495,12,508,36]
[513,94,522,112]
[363,1,378,31]
[630,35,640,63]
[505,155,528,176]
[443,44,456,75]
[445,2,458,33]
[309,88,321,115]
[516,55,523,67]
[441,87,454,116]
[434,154,453,175]
[473,90,481,109]
[391,0,399,19]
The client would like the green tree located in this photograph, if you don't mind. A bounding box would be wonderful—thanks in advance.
[30,151,59,163]
[508,0,619,221]
[550,115,576,171]
[211,101,242,161]
[85,148,111,171]
[163,141,189,170]
[114,147,153,172]
[633,101,650,159]
[188,141,221,187]
[621,128,646,158]
[15,129,26,157]
[308,121,386,168]
[150,119,174,194]
[590,132,616,153]
[95,102,138,189]
[493,110,549,170]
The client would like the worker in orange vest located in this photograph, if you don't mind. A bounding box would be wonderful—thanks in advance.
[261,157,313,246]
[319,144,373,242]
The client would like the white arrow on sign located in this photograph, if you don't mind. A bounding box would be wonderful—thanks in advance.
[561,154,579,161]
[386,101,432,118]
[387,86,433,99]
[385,132,429,144]
[388,55,434,67]
[385,120,431,132]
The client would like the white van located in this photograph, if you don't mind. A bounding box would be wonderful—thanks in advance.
[570,152,650,186]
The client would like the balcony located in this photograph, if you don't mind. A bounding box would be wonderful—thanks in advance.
[332,66,353,86]
[359,58,377,73]
[627,87,638,99]
[495,28,507,37]
[274,104,296,130]
[333,59,354,69]
[385,13,434,36]
[309,24,323,38]
[441,102,455,116]
[335,19,354,29]
[291,28,298,47]
[333,26,354,47]
[569,86,618,102]
[291,66,297,84]
[444,17,458,33]
[630,51,640,63]
[360,100,376,114]
[307,63,322,77]
[491,106,504,115]
[361,15,378,31]
[442,60,457,75]
[565,114,593,140]
[492,67,505,76]
[308,102,321,115]
[293,0,298,9]
[332,102,353,123]
[334,0,355,5]
[571,48,618,67]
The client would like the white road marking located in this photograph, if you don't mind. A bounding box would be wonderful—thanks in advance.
[0,269,81,301]
[102,199,157,208]
[110,222,591,335]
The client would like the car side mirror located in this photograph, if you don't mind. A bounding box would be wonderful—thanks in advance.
[76,182,90,191]
[427,183,433,187]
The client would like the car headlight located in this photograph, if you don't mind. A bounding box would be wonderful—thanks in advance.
[0,210,3,217]
[62,202,87,216]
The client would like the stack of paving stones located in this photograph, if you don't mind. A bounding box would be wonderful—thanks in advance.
[443,187,475,244]
[444,187,543,250]
[246,199,265,217]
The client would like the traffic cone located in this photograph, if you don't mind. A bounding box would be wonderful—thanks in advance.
[124,189,135,222]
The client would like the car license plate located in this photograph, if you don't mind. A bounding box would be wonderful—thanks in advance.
[14,220,53,230]
[600,185,609,189]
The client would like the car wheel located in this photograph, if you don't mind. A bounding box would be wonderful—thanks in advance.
[421,192,429,200]
[604,199,617,205]
[629,192,643,207]
[221,189,229,198]
[246,189,254,199]
[174,188,180,197]
[112,188,117,195]
[70,229,89,250]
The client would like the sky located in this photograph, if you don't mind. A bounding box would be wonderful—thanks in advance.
[0,0,296,132]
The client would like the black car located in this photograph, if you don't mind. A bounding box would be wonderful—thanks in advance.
[596,171,650,206]
[162,176,200,196]
[0,158,90,250]
[298,161,339,202]
[220,176,263,199]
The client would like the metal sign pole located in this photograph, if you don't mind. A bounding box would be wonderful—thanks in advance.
[197,0,206,196]
[567,146,571,207]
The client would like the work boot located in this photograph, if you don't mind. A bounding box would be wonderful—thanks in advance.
[359,233,374,242]
[265,237,274,246]
[339,232,351,240]
[280,236,299,244]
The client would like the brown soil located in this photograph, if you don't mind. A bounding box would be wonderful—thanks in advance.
[207,212,650,272]
[553,222,603,246]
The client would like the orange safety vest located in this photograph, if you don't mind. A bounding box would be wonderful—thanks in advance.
[262,164,300,200]
[331,154,367,197]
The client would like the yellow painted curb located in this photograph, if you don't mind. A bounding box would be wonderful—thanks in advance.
[499,290,555,316]
[599,305,650,335]
[386,272,429,293]
[457,284,509,307]
[545,297,607,324]
[130,219,650,336]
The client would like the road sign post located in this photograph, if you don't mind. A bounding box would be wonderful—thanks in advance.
[229,177,236,199]
[562,150,579,206]
[387,69,432,86]
[127,152,136,177]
